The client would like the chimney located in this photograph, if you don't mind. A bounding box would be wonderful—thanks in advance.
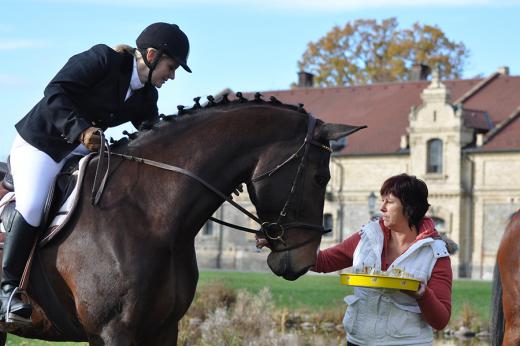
[411,63,431,81]
[297,71,314,88]
[497,66,510,76]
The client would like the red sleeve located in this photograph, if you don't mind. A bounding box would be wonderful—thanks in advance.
[313,232,361,273]
[417,256,452,330]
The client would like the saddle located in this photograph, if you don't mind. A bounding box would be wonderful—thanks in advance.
[0,153,95,247]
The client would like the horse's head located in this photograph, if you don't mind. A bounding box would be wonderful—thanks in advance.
[248,114,364,280]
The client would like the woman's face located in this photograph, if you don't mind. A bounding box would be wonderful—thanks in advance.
[142,49,180,88]
[380,193,408,231]
[151,56,180,88]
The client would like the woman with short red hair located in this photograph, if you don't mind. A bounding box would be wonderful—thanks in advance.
[311,174,454,345]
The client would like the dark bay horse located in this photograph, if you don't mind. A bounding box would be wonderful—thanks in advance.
[0,95,364,345]
[492,210,520,346]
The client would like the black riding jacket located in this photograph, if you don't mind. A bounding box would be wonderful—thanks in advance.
[15,44,159,162]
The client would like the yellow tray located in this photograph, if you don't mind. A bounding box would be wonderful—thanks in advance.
[340,273,420,291]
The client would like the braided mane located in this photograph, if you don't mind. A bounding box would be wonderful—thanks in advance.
[110,92,309,146]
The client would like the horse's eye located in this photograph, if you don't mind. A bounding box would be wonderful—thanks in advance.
[314,174,330,187]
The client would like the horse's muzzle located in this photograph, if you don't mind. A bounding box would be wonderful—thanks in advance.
[266,251,312,281]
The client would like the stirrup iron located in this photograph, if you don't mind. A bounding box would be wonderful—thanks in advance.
[5,287,32,325]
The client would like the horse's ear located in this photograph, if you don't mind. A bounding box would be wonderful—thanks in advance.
[315,123,367,141]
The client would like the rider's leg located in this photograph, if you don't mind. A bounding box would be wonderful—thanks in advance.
[0,211,39,320]
[0,135,66,322]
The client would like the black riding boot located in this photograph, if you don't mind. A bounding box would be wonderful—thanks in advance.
[0,211,39,323]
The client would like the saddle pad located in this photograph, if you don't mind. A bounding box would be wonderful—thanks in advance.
[0,192,16,233]
[0,154,96,248]
[39,153,95,246]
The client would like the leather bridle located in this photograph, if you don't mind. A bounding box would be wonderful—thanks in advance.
[91,114,332,253]
[245,114,332,252]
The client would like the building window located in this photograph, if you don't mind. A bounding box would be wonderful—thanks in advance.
[323,213,333,237]
[427,139,443,173]
[202,221,214,236]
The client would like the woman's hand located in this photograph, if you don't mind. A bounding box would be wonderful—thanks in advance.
[255,235,270,249]
[80,127,102,151]
[401,279,427,299]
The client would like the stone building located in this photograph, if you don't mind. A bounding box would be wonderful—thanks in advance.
[195,67,520,280]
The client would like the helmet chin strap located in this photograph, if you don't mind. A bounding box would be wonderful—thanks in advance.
[139,48,164,85]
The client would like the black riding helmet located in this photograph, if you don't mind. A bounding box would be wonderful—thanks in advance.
[136,22,191,84]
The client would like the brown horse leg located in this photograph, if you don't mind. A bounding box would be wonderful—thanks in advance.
[0,332,6,346]
[503,319,520,346]
[500,274,520,344]
[503,298,520,346]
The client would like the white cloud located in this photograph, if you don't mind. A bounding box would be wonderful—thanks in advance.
[32,0,520,10]
[0,39,47,51]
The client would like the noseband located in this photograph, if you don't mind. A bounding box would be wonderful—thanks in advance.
[92,114,332,253]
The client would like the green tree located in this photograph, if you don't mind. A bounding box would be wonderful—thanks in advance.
[298,18,469,87]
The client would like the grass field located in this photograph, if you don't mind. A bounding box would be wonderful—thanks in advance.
[198,270,493,323]
[5,270,492,345]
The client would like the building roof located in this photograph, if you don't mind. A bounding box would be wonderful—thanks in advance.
[481,106,520,151]
[463,109,493,132]
[229,74,520,155]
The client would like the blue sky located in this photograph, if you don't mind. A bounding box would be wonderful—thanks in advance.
[1,0,519,159]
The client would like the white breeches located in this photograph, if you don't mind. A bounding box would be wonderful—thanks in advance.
[9,134,90,227]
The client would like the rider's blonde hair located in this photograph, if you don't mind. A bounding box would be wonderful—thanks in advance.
[113,44,135,54]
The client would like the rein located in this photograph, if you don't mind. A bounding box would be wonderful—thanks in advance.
[91,114,332,252]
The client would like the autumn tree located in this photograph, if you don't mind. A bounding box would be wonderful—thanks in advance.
[297,18,469,87]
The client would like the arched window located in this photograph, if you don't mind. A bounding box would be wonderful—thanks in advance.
[427,139,443,173]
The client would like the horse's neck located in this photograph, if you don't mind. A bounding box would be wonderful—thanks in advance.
[136,109,301,181]
[129,110,301,240]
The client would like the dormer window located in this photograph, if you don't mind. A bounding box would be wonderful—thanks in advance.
[427,139,443,173]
